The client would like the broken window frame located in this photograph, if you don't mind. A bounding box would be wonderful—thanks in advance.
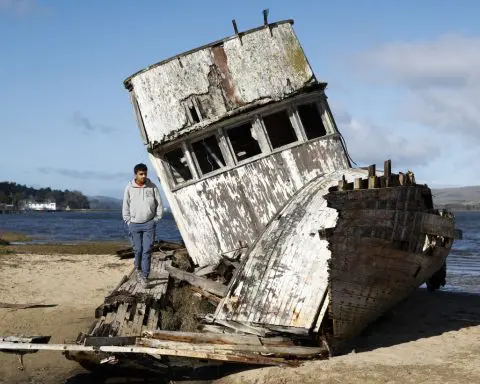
[223,119,266,165]
[189,132,228,177]
[259,107,301,151]
[162,143,198,188]
[294,100,329,140]
[163,91,341,189]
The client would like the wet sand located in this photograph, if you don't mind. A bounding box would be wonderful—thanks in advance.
[0,253,479,383]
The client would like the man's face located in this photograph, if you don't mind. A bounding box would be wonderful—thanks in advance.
[135,170,147,184]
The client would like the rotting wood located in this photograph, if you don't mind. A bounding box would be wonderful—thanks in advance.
[166,264,228,297]
[137,337,326,358]
[194,264,217,277]
[190,286,222,304]
[141,330,294,347]
[384,159,392,187]
[0,341,287,366]
[354,178,362,190]
[211,318,272,337]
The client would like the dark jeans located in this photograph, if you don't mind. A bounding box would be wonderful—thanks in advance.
[128,220,155,279]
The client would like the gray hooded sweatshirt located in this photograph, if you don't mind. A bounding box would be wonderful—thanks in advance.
[122,178,163,224]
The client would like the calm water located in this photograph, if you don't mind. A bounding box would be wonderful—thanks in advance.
[1,210,479,293]
[0,210,182,243]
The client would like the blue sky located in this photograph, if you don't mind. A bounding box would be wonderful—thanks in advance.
[1,0,479,198]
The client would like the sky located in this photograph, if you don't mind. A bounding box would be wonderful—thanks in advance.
[1,0,479,199]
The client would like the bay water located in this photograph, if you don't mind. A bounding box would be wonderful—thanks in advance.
[1,210,479,294]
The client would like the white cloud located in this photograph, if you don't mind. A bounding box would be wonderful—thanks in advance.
[0,0,41,15]
[333,106,440,168]
[356,33,480,142]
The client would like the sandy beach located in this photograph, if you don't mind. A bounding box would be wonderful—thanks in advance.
[0,252,479,383]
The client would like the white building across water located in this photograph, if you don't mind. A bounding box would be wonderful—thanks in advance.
[24,201,57,211]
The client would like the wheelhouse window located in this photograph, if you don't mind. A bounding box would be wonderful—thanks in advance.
[262,110,298,149]
[226,122,262,162]
[164,147,193,185]
[297,102,327,139]
[191,135,226,176]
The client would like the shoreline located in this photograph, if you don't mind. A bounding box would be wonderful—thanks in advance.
[0,232,129,255]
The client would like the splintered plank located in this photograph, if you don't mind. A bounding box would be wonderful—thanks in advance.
[141,330,294,346]
[166,264,227,297]
[0,341,286,366]
[146,302,160,331]
[137,337,326,358]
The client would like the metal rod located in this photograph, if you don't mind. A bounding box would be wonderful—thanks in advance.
[232,19,239,34]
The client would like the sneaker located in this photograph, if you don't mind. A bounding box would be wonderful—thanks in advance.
[135,269,142,280]
[139,276,149,289]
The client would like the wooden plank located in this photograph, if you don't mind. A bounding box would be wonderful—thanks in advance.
[190,286,222,304]
[166,264,227,297]
[354,178,362,190]
[194,264,217,277]
[212,319,271,337]
[384,159,392,187]
[0,341,285,365]
[137,337,326,357]
[368,164,376,177]
[141,330,294,347]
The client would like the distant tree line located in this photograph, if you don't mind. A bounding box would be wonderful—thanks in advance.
[436,203,480,211]
[0,182,90,209]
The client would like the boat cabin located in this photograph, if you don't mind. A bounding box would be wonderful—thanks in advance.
[124,19,351,266]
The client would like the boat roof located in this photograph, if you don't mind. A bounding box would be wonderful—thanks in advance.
[123,19,295,87]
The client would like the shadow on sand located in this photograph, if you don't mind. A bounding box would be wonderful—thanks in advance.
[65,289,480,383]
[338,288,480,354]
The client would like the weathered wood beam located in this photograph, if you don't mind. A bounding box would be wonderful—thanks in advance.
[137,337,326,358]
[368,164,377,188]
[384,159,392,187]
[354,178,362,190]
[194,264,217,277]
[141,330,294,347]
[190,286,222,304]
[0,341,285,366]
[165,264,228,297]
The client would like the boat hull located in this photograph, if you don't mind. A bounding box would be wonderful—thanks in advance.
[215,168,455,348]
[326,185,454,343]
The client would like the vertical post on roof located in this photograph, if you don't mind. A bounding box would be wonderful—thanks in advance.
[263,9,273,36]
[232,19,242,45]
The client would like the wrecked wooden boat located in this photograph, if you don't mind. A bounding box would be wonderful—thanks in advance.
[121,15,455,347]
[0,15,456,378]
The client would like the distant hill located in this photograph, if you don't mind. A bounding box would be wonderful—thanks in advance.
[432,186,480,210]
[88,196,122,210]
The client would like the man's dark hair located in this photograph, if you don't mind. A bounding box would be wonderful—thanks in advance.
[134,163,148,174]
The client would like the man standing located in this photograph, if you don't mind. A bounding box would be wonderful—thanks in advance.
[122,163,163,287]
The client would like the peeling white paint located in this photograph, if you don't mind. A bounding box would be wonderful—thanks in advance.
[214,168,369,330]
[128,22,314,145]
